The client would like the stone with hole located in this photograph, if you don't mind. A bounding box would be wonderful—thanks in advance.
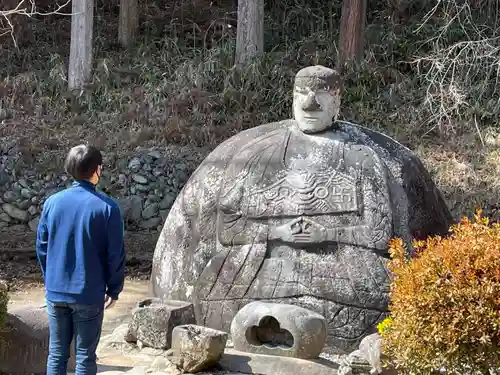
[0,305,76,374]
[231,301,327,359]
[125,298,196,350]
[167,324,228,373]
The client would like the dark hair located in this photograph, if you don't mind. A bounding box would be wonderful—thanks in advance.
[64,145,103,181]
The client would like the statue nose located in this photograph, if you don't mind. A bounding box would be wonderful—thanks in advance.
[302,93,321,111]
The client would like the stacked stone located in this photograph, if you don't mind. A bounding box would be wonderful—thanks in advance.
[0,145,209,233]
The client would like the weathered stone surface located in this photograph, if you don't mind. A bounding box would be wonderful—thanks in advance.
[338,333,398,375]
[0,171,9,187]
[100,323,135,350]
[142,203,159,219]
[20,188,33,198]
[358,333,382,374]
[167,324,228,373]
[28,204,38,216]
[231,301,326,359]
[28,216,40,232]
[97,326,245,375]
[128,157,142,172]
[132,174,148,184]
[219,348,339,375]
[139,217,162,229]
[339,350,372,375]
[159,194,176,210]
[0,212,11,222]
[2,191,17,203]
[2,202,28,222]
[150,65,454,354]
[118,195,143,223]
[147,356,181,374]
[125,298,196,350]
[0,306,76,374]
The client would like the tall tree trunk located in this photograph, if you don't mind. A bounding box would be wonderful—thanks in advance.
[235,0,264,65]
[68,0,94,91]
[118,0,139,47]
[338,0,367,71]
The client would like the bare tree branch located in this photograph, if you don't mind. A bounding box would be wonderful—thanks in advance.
[410,0,500,136]
[0,0,72,48]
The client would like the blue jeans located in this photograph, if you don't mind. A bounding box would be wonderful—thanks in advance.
[46,300,104,375]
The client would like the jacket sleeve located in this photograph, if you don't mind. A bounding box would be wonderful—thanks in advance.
[35,203,49,280]
[105,203,126,300]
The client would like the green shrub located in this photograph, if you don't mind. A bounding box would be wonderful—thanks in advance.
[381,211,500,374]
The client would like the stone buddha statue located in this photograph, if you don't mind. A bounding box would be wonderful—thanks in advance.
[150,65,453,353]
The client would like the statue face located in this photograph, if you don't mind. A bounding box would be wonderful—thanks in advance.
[293,86,340,133]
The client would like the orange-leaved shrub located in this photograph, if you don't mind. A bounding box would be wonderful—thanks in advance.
[380,211,500,374]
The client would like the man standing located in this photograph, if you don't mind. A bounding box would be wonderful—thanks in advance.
[36,145,126,375]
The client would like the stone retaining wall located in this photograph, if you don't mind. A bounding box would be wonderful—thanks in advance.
[0,145,209,234]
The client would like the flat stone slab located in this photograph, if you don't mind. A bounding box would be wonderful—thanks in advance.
[219,349,339,375]
[231,301,327,359]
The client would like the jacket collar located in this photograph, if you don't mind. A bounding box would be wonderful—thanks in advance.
[72,180,96,190]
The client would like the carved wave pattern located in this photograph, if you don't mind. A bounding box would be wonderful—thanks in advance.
[244,170,359,218]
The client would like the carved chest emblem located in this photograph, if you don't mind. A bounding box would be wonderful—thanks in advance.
[245,169,359,218]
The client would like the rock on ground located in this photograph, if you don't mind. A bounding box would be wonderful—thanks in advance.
[168,325,228,373]
[231,301,327,359]
[125,298,196,350]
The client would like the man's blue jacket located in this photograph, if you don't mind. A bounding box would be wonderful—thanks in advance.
[36,180,126,305]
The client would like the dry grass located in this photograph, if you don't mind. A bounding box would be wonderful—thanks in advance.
[416,131,500,222]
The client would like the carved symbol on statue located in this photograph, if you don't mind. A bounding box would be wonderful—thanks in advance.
[242,170,359,217]
[270,217,327,244]
[331,185,353,204]
[314,186,328,199]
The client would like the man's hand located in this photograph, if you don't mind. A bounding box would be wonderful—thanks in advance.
[104,295,117,309]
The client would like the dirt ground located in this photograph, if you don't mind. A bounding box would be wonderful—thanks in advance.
[0,228,158,291]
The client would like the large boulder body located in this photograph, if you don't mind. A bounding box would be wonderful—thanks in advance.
[150,120,453,353]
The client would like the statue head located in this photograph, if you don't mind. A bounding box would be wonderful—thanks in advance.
[292,65,342,134]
